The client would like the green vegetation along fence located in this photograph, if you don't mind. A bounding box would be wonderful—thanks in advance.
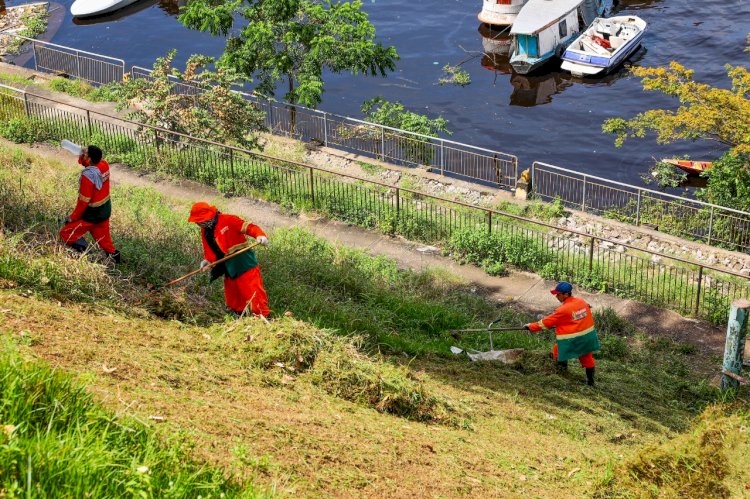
[0,82,748,325]
[8,35,750,258]
[532,162,750,253]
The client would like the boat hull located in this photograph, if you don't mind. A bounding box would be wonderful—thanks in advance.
[478,0,527,26]
[561,16,647,77]
[71,0,142,17]
[662,159,712,176]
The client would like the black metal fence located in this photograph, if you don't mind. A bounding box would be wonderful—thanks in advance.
[0,83,748,324]
[6,35,750,257]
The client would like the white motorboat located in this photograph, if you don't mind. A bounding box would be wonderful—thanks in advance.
[561,16,647,77]
[70,0,143,17]
[478,0,529,27]
[509,0,582,75]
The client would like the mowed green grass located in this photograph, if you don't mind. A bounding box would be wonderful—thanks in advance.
[0,142,749,496]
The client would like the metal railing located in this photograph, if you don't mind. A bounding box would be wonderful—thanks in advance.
[128,65,519,187]
[531,161,750,252]
[0,82,748,324]
[3,35,127,87]
[3,36,750,255]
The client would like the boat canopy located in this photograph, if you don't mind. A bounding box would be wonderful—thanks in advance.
[510,0,582,35]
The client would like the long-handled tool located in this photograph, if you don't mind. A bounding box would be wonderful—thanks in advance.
[449,318,529,363]
[138,241,262,303]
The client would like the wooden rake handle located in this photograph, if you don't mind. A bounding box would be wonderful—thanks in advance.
[138,241,262,304]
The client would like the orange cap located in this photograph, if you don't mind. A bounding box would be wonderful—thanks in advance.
[187,202,217,223]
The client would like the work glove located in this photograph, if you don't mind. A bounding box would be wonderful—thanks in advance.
[200,259,211,270]
[523,324,531,330]
[257,236,269,246]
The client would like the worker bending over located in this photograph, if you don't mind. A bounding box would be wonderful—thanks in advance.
[188,202,270,317]
[525,281,600,386]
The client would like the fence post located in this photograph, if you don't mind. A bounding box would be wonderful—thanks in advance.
[440,141,445,176]
[635,190,642,225]
[530,162,536,197]
[309,167,315,207]
[380,127,385,161]
[707,206,715,245]
[22,92,30,117]
[76,50,81,79]
[694,266,704,316]
[395,187,400,221]
[720,299,750,391]
[581,175,587,211]
[487,210,492,235]
[31,41,37,71]
[86,110,92,137]
[588,238,595,272]
[323,112,328,147]
[153,129,160,152]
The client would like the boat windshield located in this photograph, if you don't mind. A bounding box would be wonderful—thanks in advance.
[516,34,539,58]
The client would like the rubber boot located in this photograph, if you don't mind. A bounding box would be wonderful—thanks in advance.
[69,237,89,253]
[106,250,121,264]
[586,367,595,386]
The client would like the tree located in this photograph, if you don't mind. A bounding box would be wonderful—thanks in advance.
[602,62,750,208]
[179,0,399,130]
[118,50,266,149]
[602,62,750,155]
[360,97,450,165]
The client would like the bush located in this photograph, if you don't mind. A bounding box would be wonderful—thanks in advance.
[0,118,53,144]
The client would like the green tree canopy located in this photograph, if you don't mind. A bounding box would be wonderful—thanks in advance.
[603,62,750,155]
[179,0,399,110]
[604,62,750,211]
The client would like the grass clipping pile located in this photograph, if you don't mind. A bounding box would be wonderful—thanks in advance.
[227,317,465,425]
[597,405,750,498]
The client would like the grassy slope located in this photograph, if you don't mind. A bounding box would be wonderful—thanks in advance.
[1,143,749,496]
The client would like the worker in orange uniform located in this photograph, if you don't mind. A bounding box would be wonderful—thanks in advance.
[60,145,120,263]
[188,202,270,317]
[524,281,600,386]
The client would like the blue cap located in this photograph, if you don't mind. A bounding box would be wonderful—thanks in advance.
[551,281,573,295]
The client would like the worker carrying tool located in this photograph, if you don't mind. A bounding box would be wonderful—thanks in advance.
[188,202,270,317]
[524,281,600,386]
[59,145,120,263]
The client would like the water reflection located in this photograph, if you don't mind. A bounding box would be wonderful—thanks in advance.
[72,0,185,25]
[479,23,644,107]
[612,0,663,11]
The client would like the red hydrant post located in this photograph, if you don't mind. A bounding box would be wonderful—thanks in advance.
[721,299,750,391]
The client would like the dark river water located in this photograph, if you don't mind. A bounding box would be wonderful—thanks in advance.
[4,0,750,185]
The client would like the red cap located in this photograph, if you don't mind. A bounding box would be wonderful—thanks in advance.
[187,202,217,223]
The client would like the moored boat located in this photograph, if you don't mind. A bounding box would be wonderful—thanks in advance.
[662,159,712,176]
[561,15,647,77]
[71,0,143,18]
[478,0,529,27]
[509,0,582,75]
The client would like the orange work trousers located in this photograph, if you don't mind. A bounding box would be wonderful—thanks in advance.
[60,218,116,254]
[224,266,270,317]
[553,343,595,368]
